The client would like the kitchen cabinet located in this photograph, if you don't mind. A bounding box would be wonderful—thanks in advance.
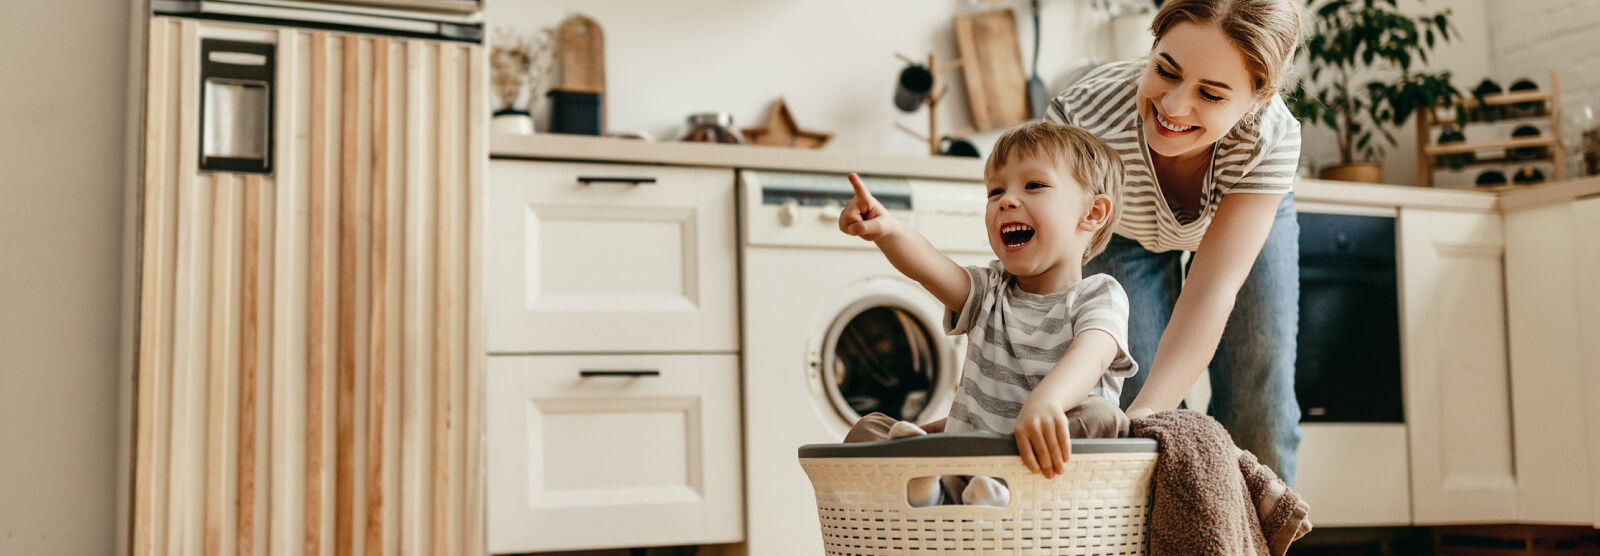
[1398,208,1519,524]
[484,161,738,355]
[1503,196,1600,526]
[484,354,744,553]
[133,18,485,556]
[483,159,744,553]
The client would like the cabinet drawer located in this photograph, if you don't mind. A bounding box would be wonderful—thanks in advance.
[486,354,744,553]
[486,160,738,354]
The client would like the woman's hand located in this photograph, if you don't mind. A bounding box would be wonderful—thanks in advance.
[1013,397,1072,478]
[839,173,898,241]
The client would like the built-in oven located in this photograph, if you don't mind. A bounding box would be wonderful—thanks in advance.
[1295,211,1404,423]
[154,0,483,42]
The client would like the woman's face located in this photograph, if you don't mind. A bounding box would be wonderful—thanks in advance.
[1136,22,1265,159]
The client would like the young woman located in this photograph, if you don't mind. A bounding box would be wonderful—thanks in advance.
[1047,0,1307,484]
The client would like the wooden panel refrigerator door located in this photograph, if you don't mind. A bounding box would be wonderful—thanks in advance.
[1398,208,1517,524]
[1504,200,1594,525]
[484,161,738,354]
[485,354,744,553]
[133,18,486,556]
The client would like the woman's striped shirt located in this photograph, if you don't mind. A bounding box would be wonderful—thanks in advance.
[1045,60,1301,253]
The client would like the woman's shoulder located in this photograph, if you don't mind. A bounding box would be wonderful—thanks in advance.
[1050,60,1143,128]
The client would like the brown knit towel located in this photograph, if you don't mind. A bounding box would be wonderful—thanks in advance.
[1239,448,1313,556]
[1131,410,1311,556]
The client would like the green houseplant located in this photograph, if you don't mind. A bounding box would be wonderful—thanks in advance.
[1290,0,1466,183]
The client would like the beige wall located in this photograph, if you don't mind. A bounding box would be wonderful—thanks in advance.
[0,1,133,554]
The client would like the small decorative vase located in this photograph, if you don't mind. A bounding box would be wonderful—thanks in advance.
[491,109,535,135]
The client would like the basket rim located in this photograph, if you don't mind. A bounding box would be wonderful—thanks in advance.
[798,432,1157,459]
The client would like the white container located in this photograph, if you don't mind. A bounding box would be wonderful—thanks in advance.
[799,434,1158,555]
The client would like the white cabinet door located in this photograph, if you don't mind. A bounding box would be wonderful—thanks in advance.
[1295,424,1411,526]
[1399,208,1517,524]
[486,354,743,553]
[485,161,738,354]
[1577,197,1600,529]
[1504,200,1595,525]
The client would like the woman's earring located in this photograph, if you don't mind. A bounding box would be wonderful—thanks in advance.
[1244,111,1257,126]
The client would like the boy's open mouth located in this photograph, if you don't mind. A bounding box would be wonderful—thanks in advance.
[1000,223,1035,250]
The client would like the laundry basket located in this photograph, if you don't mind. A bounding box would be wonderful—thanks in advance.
[798,433,1158,555]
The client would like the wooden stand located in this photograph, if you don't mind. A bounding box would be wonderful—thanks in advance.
[1416,71,1565,189]
[895,52,973,156]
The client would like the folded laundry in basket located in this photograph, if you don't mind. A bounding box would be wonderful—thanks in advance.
[1130,410,1312,556]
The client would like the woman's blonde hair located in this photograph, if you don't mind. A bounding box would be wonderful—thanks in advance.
[1150,0,1305,98]
[985,121,1124,264]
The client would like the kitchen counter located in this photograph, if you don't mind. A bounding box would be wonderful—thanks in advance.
[492,133,1599,213]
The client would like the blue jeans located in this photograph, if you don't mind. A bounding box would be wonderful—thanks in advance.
[1085,193,1302,485]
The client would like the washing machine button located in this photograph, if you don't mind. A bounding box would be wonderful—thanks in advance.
[818,201,840,222]
[779,199,799,226]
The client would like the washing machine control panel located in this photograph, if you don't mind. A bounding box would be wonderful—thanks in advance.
[743,170,990,254]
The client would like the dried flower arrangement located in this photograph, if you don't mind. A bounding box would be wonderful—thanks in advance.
[490,26,555,115]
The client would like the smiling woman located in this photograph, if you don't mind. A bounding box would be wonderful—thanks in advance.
[1044,0,1308,485]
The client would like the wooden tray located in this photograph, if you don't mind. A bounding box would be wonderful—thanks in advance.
[954,8,1029,131]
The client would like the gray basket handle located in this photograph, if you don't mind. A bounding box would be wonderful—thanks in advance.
[798,432,1157,459]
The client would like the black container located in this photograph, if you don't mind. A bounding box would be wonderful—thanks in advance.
[1507,78,1545,118]
[1472,79,1504,122]
[894,64,933,113]
[1509,125,1548,160]
[1435,125,1472,170]
[548,89,602,135]
[1476,169,1508,187]
[1513,165,1546,185]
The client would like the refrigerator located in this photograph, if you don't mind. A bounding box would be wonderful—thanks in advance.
[131,1,486,555]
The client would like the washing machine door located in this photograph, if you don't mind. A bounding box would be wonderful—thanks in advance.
[811,278,962,425]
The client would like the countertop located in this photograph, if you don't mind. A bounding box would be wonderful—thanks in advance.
[491,133,1600,213]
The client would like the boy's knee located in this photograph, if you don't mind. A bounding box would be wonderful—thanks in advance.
[843,412,898,443]
[1065,397,1129,439]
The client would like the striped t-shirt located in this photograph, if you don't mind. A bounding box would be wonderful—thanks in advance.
[943,263,1137,434]
[1045,60,1301,253]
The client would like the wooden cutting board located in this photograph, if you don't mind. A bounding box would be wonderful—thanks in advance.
[954,9,1029,131]
[558,14,605,93]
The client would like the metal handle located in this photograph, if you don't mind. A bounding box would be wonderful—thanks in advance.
[577,176,657,185]
[579,369,661,377]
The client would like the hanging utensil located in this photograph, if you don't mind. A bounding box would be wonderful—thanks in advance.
[1027,0,1047,119]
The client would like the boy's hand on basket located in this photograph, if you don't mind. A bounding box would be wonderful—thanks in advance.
[1014,398,1072,478]
[839,173,899,242]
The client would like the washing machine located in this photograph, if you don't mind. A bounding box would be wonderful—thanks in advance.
[739,170,993,555]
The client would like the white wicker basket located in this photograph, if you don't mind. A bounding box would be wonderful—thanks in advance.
[798,434,1158,555]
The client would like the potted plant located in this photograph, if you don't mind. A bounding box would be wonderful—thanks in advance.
[1290,0,1466,183]
[490,27,554,135]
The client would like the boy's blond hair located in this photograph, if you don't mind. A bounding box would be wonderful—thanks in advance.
[984,121,1125,264]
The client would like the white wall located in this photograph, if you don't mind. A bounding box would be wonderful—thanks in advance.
[487,0,1127,159]
[1294,0,1496,187]
[1486,0,1600,180]
[0,1,132,554]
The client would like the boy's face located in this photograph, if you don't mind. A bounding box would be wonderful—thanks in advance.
[984,152,1093,280]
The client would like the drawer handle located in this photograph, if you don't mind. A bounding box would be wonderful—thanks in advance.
[577,176,657,186]
[579,369,661,377]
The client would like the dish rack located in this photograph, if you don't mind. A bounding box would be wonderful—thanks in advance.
[798,433,1159,555]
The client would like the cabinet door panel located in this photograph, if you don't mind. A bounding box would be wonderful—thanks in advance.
[1399,209,1517,524]
[486,354,743,553]
[1505,201,1595,524]
[486,161,737,354]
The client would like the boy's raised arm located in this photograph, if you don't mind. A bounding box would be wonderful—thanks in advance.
[839,173,971,313]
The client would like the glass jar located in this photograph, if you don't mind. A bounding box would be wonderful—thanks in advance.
[679,111,743,144]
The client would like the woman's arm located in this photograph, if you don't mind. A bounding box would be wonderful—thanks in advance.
[1126,192,1285,416]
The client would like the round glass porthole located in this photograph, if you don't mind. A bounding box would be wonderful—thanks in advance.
[820,301,942,423]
